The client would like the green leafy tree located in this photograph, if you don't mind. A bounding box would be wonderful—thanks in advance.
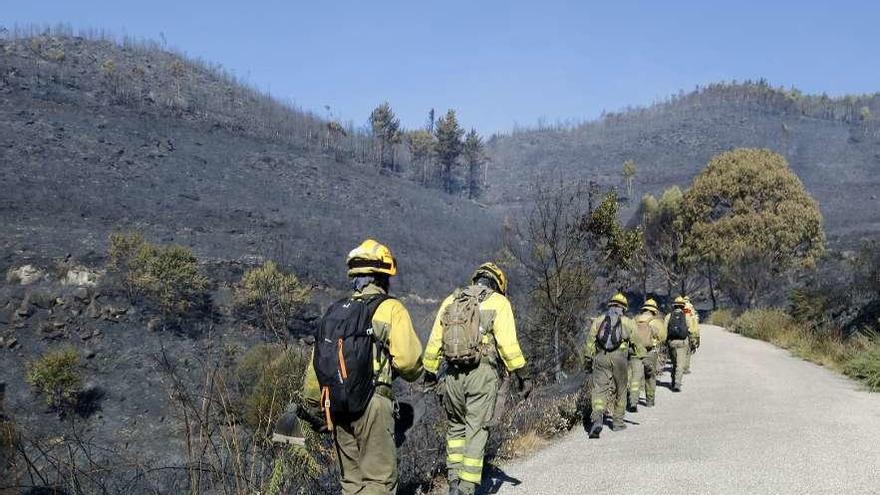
[462,128,486,199]
[581,190,643,288]
[638,186,694,297]
[434,109,464,193]
[682,148,825,308]
[369,102,401,170]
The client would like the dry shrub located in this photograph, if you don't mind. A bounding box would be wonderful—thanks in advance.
[707,308,735,328]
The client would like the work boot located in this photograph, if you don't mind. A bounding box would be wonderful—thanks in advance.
[458,480,477,495]
[645,398,655,407]
[448,479,460,495]
[588,422,603,439]
[627,404,638,413]
[672,385,682,392]
[611,422,627,432]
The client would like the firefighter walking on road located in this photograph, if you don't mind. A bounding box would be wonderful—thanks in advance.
[665,296,696,392]
[300,239,424,495]
[423,263,531,495]
[628,298,666,410]
[584,293,636,438]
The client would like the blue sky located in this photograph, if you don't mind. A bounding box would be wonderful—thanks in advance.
[3,0,879,133]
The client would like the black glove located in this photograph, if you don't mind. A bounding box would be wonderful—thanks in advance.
[423,372,439,393]
[514,369,533,400]
[297,403,329,434]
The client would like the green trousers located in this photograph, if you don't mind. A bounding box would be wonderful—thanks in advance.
[590,348,628,427]
[334,394,397,495]
[443,360,498,495]
[684,335,699,372]
[668,339,689,389]
[628,349,658,407]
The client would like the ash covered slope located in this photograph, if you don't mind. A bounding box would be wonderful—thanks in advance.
[0,34,499,296]
[486,83,880,242]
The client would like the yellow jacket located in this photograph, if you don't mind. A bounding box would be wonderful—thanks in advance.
[684,302,700,336]
[423,288,525,373]
[302,284,424,406]
[584,313,636,358]
[632,311,666,357]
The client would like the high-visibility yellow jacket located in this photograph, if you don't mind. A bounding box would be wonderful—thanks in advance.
[632,311,666,357]
[583,313,636,358]
[684,302,700,337]
[302,284,424,407]
[423,289,526,374]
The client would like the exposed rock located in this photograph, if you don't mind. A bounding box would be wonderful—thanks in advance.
[0,311,10,325]
[5,337,18,349]
[63,266,103,287]
[28,291,56,310]
[85,301,101,319]
[84,349,96,359]
[147,317,162,332]
[15,300,33,318]
[6,265,45,285]
[72,287,92,303]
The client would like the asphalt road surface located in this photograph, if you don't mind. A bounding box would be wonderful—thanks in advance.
[492,325,880,495]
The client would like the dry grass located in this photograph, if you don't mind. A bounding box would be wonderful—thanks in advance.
[707,308,735,328]
[729,309,880,391]
[497,430,550,460]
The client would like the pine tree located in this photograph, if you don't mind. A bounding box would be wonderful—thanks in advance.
[463,129,486,199]
[434,109,464,193]
[369,102,401,170]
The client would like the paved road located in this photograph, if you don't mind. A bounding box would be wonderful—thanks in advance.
[493,325,880,495]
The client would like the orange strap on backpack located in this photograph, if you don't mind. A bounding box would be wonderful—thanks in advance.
[320,386,334,431]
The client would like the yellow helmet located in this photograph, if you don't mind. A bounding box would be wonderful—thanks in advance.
[347,239,397,277]
[472,262,508,295]
[609,292,628,309]
[673,296,687,307]
[641,298,659,314]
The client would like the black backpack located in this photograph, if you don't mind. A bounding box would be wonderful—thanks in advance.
[313,294,391,427]
[667,309,689,340]
[596,311,623,352]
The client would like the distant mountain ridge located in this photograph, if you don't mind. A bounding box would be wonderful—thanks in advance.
[485,82,880,243]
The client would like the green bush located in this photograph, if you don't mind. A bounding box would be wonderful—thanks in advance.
[843,346,880,391]
[707,308,735,328]
[26,348,82,410]
[108,232,209,316]
[236,344,309,438]
[235,261,311,333]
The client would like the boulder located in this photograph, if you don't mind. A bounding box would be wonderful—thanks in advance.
[63,266,103,287]
[6,265,44,285]
[85,301,101,319]
[15,300,33,318]
[72,287,92,303]
[28,291,56,310]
